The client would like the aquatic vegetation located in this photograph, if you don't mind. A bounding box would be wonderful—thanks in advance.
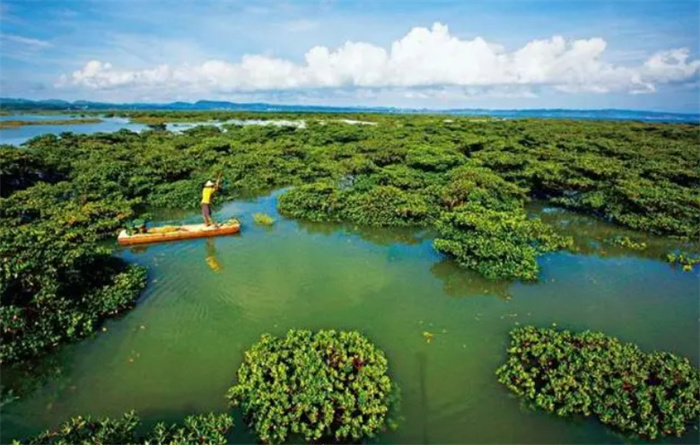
[2,113,699,362]
[0,258,146,363]
[607,235,647,250]
[434,203,573,281]
[227,329,398,444]
[277,182,346,223]
[497,326,700,440]
[0,181,147,363]
[252,212,275,225]
[666,251,700,271]
[0,149,68,197]
[281,184,433,226]
[13,410,233,444]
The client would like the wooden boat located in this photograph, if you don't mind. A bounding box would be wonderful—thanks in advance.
[118,220,241,246]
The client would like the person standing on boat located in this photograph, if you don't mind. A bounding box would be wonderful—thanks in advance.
[201,177,220,226]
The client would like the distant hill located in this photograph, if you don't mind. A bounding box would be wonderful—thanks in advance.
[1,98,697,123]
[0,97,393,113]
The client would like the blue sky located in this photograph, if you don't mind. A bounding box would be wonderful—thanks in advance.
[1,0,698,111]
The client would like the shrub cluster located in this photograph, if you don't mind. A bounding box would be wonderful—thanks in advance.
[252,212,275,226]
[0,182,147,363]
[434,203,573,281]
[227,329,398,444]
[496,326,700,439]
[607,235,647,250]
[13,411,233,445]
[666,251,700,271]
[278,181,436,227]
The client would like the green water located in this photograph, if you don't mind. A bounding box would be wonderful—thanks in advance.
[2,191,699,444]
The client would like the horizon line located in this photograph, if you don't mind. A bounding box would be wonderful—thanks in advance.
[1,97,699,116]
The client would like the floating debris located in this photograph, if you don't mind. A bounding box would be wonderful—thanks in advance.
[422,331,435,343]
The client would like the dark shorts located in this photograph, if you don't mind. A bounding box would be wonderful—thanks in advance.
[201,203,211,220]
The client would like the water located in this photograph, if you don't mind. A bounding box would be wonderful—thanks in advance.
[2,191,698,444]
[0,116,146,146]
[167,119,306,133]
[440,109,700,123]
[2,109,698,146]
[0,114,88,122]
[0,116,307,146]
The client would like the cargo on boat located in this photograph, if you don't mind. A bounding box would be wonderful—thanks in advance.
[118,219,241,246]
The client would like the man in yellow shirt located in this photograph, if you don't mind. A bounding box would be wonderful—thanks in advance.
[201,179,219,226]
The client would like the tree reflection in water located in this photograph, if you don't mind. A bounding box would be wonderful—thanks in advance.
[430,260,512,300]
[205,238,223,272]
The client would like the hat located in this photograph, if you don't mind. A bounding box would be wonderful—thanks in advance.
[205,180,215,187]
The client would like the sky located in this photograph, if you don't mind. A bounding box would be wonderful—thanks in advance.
[0,0,699,112]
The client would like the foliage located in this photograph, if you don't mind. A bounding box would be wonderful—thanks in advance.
[144,412,233,445]
[2,114,698,361]
[252,212,275,226]
[666,251,700,271]
[434,203,573,281]
[496,326,700,440]
[278,179,438,227]
[277,182,345,223]
[0,148,68,197]
[607,235,647,250]
[0,179,147,363]
[13,410,233,445]
[227,329,398,444]
[1,258,146,363]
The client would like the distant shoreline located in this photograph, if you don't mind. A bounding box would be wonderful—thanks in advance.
[0,98,698,124]
[0,118,103,129]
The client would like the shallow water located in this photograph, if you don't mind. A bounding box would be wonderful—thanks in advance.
[2,191,699,444]
[0,114,86,122]
[0,116,146,146]
[167,119,306,133]
[0,115,307,145]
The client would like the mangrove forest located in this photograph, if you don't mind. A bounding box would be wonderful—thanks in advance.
[1,112,699,444]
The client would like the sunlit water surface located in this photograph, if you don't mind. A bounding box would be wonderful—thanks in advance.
[0,115,305,145]
[2,191,699,444]
[0,115,146,145]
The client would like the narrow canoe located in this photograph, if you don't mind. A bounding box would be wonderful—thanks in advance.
[118,222,240,246]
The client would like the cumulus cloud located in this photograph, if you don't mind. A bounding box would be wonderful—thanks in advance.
[58,22,700,96]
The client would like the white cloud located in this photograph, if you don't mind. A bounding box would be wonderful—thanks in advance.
[1,33,52,49]
[642,48,700,84]
[58,22,700,96]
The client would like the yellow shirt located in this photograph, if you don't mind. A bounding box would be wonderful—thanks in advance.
[201,186,215,204]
